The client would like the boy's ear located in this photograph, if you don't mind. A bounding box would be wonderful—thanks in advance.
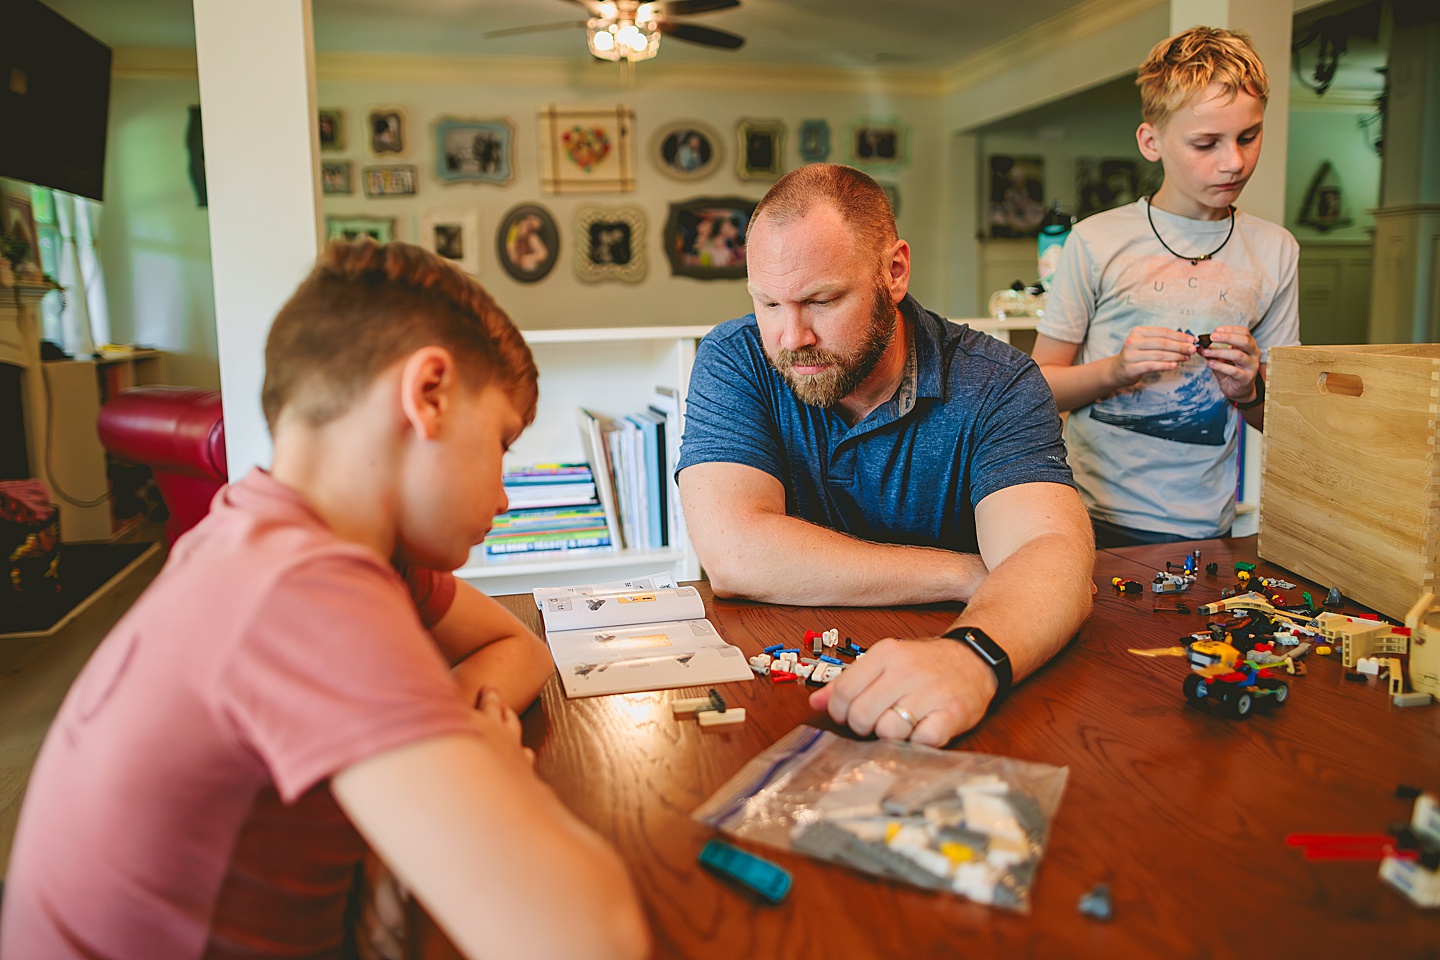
[1136,122,1163,164]
[398,346,457,441]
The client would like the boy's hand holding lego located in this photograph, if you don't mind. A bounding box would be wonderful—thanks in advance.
[1109,325,1198,388]
[1199,324,1262,403]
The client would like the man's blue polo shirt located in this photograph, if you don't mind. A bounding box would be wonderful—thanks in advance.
[677,295,1072,554]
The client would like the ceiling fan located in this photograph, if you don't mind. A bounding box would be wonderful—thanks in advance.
[485,0,745,63]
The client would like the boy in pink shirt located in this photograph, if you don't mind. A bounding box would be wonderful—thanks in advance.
[1,241,649,960]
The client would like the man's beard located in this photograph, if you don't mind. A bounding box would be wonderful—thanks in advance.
[769,280,898,408]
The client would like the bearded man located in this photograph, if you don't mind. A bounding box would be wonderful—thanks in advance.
[677,163,1095,744]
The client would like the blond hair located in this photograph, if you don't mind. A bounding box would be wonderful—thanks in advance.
[262,239,538,431]
[751,163,896,266]
[1136,26,1269,127]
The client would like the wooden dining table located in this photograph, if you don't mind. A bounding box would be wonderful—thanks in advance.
[413,536,1440,959]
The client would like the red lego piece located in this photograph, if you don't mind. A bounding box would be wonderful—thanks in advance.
[770,671,798,684]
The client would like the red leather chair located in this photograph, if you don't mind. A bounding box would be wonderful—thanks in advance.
[96,386,227,545]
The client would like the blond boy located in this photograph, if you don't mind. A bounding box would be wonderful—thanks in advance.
[2,242,649,960]
[1033,27,1300,546]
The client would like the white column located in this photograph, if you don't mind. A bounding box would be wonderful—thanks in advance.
[193,0,322,478]
[1169,0,1292,536]
[1168,0,1291,226]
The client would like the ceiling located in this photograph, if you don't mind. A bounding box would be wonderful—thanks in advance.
[43,0,1092,71]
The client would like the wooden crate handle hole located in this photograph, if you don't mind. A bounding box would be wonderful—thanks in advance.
[1318,372,1364,397]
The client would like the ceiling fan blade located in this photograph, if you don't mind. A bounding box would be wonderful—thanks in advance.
[657,21,745,49]
[484,20,587,39]
[652,0,741,16]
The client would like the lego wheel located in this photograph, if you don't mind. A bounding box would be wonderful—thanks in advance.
[1273,682,1289,705]
[1182,674,1206,703]
[1227,691,1254,719]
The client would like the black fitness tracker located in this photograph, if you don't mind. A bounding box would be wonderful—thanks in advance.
[943,626,1013,709]
[1233,371,1266,410]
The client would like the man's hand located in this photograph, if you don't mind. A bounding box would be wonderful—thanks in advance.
[1108,326,1196,389]
[809,637,999,746]
[1201,325,1261,403]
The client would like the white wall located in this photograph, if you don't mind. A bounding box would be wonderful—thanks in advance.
[99,74,219,388]
[312,57,946,330]
[100,51,947,390]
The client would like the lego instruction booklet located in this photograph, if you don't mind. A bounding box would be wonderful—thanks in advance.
[533,573,754,698]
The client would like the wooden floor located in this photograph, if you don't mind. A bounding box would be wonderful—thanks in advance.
[0,537,165,880]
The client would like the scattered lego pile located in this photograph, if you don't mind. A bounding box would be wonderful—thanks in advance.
[748,628,864,685]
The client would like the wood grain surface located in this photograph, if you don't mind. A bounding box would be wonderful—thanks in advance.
[412,537,1440,960]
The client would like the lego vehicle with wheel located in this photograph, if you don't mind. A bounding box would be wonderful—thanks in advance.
[1181,637,1290,719]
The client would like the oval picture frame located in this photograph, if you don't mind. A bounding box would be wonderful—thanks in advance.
[651,120,722,181]
[496,203,560,283]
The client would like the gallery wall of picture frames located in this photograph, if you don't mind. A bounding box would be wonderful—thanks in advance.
[297,105,903,285]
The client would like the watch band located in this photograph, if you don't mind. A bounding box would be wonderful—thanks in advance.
[942,626,1013,710]
[1233,370,1266,410]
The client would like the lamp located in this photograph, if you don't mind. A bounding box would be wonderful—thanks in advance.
[586,15,660,62]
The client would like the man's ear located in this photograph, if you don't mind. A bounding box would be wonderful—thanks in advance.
[1136,122,1162,163]
[886,238,911,303]
[398,346,457,441]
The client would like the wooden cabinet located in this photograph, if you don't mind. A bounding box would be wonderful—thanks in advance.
[455,326,709,595]
[1,279,166,541]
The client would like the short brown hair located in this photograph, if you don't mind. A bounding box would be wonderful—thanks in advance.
[262,239,538,431]
[1136,26,1269,127]
[751,163,897,266]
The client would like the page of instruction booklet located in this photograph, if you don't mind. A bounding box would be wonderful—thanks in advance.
[533,574,754,698]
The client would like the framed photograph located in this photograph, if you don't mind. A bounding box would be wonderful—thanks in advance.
[368,107,406,156]
[321,160,353,195]
[662,196,756,281]
[362,164,418,198]
[988,155,1045,238]
[496,203,559,283]
[1076,157,1139,218]
[435,117,514,185]
[798,119,831,163]
[539,105,636,194]
[421,209,480,275]
[651,121,721,181]
[849,120,907,170]
[318,109,344,151]
[575,206,645,284]
[326,215,394,244]
[736,119,784,181]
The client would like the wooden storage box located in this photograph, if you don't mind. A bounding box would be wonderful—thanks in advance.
[1259,344,1440,621]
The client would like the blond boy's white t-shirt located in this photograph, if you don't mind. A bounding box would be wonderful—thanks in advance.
[1038,198,1299,538]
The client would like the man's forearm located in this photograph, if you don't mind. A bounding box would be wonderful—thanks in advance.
[947,529,1094,682]
[700,511,988,606]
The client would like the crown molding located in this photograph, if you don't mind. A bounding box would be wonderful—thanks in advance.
[940,0,1165,94]
[112,46,945,96]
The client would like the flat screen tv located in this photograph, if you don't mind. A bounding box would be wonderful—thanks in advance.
[0,0,112,201]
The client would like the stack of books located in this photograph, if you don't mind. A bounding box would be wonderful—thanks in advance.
[577,386,684,554]
[482,464,612,556]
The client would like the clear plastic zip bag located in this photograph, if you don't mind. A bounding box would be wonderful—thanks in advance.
[693,725,1068,912]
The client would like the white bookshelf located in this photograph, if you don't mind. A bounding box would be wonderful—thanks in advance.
[455,325,711,596]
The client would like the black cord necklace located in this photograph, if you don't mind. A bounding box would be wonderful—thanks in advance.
[1146,198,1236,265]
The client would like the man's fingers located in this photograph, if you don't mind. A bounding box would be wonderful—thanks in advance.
[909,707,964,747]
[819,638,894,725]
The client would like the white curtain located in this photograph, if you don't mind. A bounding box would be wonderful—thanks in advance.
[53,192,109,356]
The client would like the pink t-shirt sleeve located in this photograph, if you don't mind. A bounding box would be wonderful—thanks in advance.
[400,564,457,630]
[217,553,476,804]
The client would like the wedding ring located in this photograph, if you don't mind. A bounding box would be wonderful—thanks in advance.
[889,704,918,728]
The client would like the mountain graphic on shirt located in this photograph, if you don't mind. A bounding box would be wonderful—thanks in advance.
[1088,362,1229,446]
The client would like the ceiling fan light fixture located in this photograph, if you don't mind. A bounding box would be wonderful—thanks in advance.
[586,16,660,62]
